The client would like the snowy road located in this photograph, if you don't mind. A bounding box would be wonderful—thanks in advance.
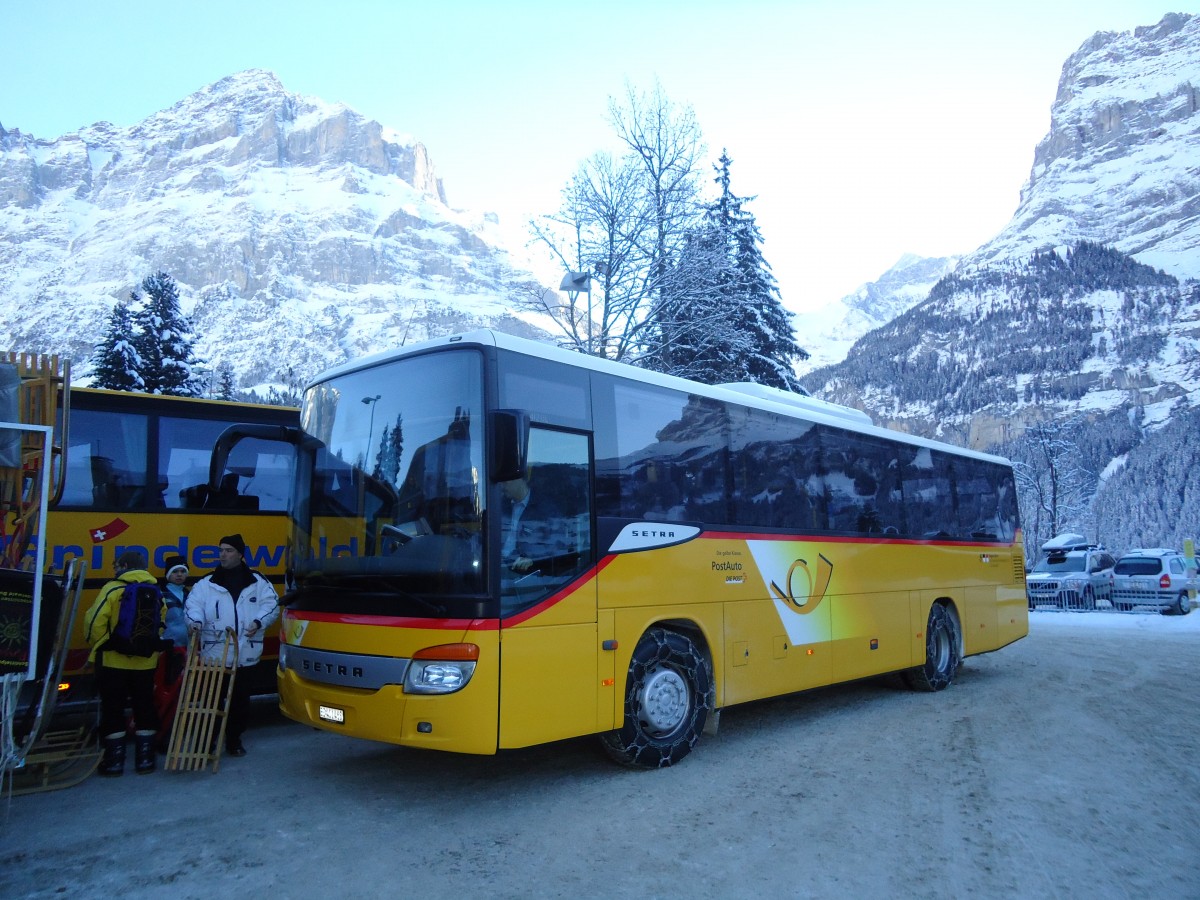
[3,611,1198,898]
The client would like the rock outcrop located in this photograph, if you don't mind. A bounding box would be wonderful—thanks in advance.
[0,69,547,389]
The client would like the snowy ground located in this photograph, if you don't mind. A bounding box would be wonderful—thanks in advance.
[2,609,1197,899]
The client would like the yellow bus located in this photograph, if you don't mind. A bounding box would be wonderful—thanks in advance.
[31,388,298,699]
[259,330,1027,767]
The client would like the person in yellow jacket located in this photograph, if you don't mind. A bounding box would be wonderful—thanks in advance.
[84,550,166,776]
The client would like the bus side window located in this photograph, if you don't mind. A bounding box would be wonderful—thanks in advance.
[61,409,148,510]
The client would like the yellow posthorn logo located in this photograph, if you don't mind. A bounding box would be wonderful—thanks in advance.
[770,553,834,614]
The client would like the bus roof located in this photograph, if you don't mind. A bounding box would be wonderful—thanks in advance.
[310,330,1012,467]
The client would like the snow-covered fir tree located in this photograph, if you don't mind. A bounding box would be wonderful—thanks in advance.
[658,151,808,388]
[373,414,405,485]
[214,360,237,400]
[131,271,203,396]
[720,153,809,390]
[90,299,144,391]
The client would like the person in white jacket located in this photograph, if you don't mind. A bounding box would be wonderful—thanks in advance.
[184,533,280,756]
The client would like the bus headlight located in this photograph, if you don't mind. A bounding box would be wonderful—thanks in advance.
[403,643,479,695]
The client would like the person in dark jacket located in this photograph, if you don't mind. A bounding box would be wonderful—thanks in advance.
[84,550,165,776]
[184,534,279,757]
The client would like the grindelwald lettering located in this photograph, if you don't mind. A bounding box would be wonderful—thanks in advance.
[32,534,359,574]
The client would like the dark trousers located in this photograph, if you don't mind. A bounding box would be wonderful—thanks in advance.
[222,664,255,743]
[96,662,159,737]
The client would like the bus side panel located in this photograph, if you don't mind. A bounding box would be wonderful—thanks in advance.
[597,536,763,712]
[996,584,1030,649]
[829,589,912,683]
[722,598,832,705]
[596,607,616,732]
[963,586,1000,655]
[278,620,501,755]
[498,622,598,749]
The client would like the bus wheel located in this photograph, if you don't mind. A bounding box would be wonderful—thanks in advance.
[599,628,713,768]
[904,603,961,692]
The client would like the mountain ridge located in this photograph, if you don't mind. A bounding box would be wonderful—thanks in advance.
[0,68,549,391]
[798,12,1199,375]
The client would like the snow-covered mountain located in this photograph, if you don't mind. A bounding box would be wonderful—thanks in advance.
[800,13,1200,552]
[0,70,551,390]
[969,12,1200,279]
[794,254,958,374]
[798,12,1200,374]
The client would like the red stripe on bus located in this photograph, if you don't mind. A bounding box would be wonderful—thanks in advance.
[501,557,616,626]
[285,611,498,630]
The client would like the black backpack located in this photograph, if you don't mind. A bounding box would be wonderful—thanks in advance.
[103,582,166,657]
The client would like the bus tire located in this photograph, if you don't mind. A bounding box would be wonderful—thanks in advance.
[599,627,713,769]
[904,603,960,692]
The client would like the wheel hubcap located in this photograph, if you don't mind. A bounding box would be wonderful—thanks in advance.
[932,626,951,672]
[638,666,689,734]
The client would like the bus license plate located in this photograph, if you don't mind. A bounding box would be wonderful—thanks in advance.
[319,705,345,724]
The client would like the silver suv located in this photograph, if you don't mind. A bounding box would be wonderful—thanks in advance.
[1026,534,1116,610]
[1112,549,1196,615]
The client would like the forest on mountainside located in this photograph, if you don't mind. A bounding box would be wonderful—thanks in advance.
[802,243,1200,555]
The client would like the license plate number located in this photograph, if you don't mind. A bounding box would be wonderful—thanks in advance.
[318,705,345,724]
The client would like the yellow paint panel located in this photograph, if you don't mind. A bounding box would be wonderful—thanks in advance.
[499,622,598,748]
[830,590,911,682]
[723,599,831,705]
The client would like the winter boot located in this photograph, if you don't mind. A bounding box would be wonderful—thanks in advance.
[99,733,126,777]
[134,731,156,774]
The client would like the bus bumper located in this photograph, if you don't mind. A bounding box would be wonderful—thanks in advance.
[277,665,499,755]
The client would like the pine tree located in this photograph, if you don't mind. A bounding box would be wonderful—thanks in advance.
[215,361,237,401]
[716,151,808,389]
[90,298,145,391]
[661,151,809,388]
[132,271,202,396]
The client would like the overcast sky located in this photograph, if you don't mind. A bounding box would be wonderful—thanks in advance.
[2,1,1179,313]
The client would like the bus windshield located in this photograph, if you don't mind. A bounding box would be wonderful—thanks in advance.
[293,350,486,604]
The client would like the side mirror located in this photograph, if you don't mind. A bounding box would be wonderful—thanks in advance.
[490,409,529,483]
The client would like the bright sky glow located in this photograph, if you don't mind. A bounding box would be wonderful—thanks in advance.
[1,0,1179,313]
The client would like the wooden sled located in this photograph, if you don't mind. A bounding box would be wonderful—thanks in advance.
[164,630,238,774]
[9,723,101,795]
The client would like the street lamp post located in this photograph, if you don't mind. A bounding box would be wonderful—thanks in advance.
[362,394,381,468]
[559,271,592,354]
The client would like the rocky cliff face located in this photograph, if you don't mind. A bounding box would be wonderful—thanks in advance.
[969,12,1200,277]
[801,13,1200,374]
[0,69,547,389]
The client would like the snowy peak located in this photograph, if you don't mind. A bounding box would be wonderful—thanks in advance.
[44,68,447,206]
[802,13,1200,376]
[793,253,958,375]
[0,71,548,392]
[971,13,1200,278]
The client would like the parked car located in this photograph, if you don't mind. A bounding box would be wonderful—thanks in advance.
[1026,533,1116,610]
[1111,549,1196,615]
